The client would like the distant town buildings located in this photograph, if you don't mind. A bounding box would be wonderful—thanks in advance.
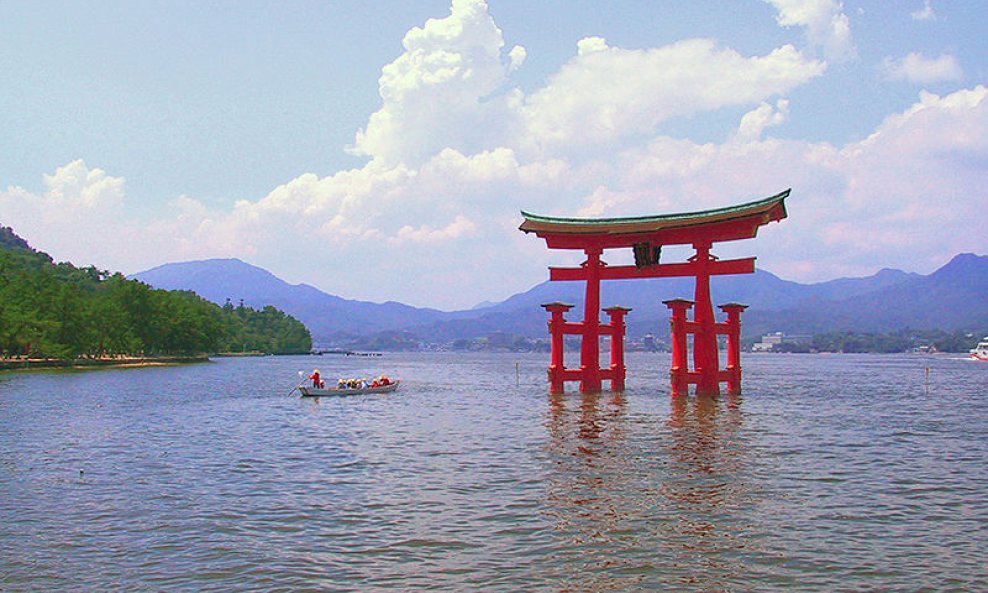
[643,333,656,352]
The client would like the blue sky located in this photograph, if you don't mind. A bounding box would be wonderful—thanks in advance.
[1,0,985,309]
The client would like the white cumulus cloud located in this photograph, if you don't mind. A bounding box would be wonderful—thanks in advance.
[349,0,524,168]
[734,99,791,142]
[389,214,477,245]
[520,39,824,156]
[604,86,988,281]
[0,160,129,265]
[42,160,125,210]
[764,0,855,62]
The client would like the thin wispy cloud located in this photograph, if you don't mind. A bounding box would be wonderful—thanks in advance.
[911,0,936,21]
[882,52,963,84]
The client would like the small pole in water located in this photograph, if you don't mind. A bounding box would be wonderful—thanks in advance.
[287,370,304,396]
[516,362,520,386]
[925,367,930,394]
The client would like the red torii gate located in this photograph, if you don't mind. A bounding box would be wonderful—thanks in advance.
[520,189,788,396]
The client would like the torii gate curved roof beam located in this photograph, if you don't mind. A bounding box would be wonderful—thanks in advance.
[519,189,789,250]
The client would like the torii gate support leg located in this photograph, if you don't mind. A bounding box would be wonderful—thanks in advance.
[719,303,748,395]
[604,306,631,391]
[664,298,693,397]
[543,302,574,394]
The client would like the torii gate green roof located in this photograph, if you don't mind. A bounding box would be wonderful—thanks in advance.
[520,189,789,237]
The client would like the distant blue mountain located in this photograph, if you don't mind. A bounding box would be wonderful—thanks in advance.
[739,253,988,335]
[131,258,449,342]
[132,253,987,344]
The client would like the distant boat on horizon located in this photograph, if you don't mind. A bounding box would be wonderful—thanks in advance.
[970,337,988,361]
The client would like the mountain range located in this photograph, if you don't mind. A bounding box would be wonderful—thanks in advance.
[132,253,988,345]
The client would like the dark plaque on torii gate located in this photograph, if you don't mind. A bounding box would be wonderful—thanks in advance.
[520,189,789,396]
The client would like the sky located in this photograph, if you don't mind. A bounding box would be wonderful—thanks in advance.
[1,0,986,310]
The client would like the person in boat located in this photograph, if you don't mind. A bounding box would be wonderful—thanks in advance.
[309,369,324,388]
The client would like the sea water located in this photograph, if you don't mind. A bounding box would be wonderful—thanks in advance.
[1,352,986,591]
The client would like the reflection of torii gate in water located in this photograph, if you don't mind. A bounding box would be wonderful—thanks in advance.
[520,189,789,396]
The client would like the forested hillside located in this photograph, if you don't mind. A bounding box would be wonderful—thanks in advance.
[0,226,311,358]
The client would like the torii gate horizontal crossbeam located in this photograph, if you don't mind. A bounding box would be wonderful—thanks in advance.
[548,257,755,282]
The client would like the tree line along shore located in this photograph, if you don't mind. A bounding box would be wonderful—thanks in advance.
[0,225,311,363]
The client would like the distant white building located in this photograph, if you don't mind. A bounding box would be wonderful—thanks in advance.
[752,332,783,351]
[753,332,811,352]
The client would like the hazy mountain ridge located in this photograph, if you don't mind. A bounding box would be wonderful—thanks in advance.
[132,253,988,345]
[737,254,987,336]
[132,259,449,341]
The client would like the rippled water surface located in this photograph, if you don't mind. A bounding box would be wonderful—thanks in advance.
[2,352,986,591]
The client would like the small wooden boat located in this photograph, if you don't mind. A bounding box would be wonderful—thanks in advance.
[299,380,400,397]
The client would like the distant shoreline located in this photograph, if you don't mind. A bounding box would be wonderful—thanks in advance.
[0,355,210,372]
